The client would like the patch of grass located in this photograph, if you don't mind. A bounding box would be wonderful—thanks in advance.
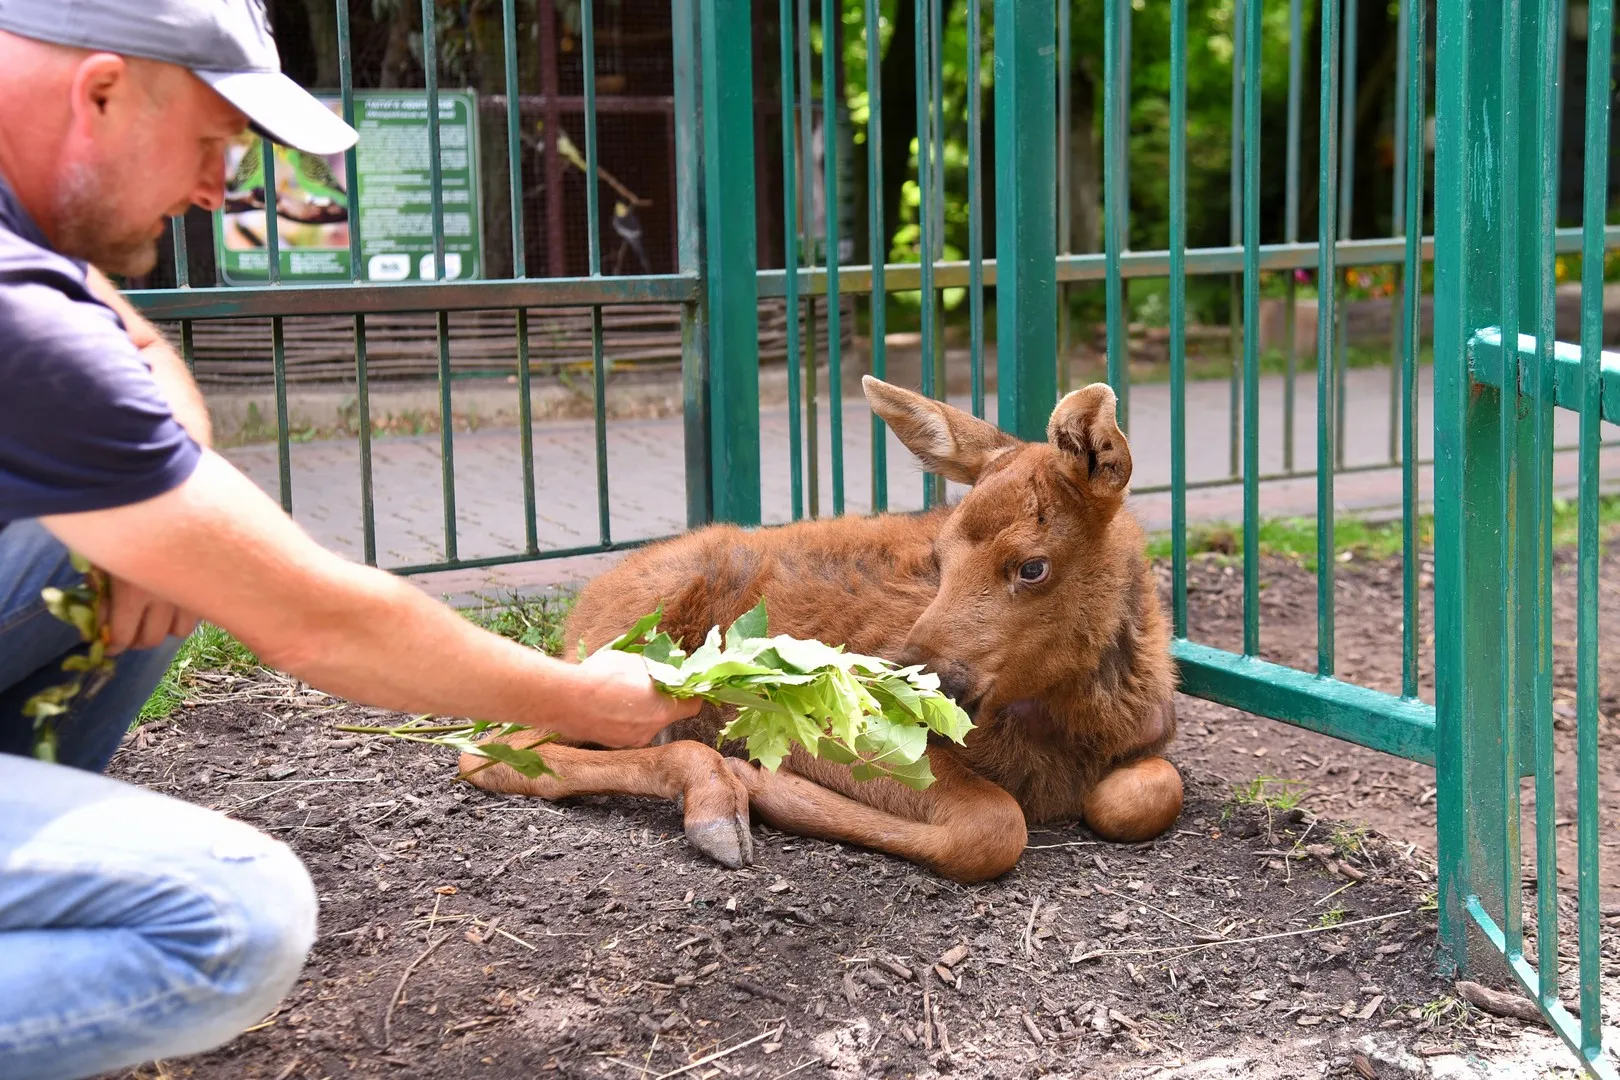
[1415,994,1469,1029]
[1329,823,1369,860]
[1317,905,1348,928]
[138,623,260,724]
[1145,494,1620,569]
[461,591,575,657]
[1230,775,1307,813]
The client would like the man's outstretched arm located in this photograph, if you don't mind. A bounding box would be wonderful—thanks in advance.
[41,451,695,747]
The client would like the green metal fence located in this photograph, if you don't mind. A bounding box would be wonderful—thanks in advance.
[121,0,1615,1070]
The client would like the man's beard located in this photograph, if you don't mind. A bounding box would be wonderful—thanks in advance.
[52,160,161,277]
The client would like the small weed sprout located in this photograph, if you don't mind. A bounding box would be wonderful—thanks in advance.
[1317,905,1348,928]
[1230,776,1307,813]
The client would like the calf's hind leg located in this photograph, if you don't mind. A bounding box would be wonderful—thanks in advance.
[1081,756,1183,842]
[459,738,754,868]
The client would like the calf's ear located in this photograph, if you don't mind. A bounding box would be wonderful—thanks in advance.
[1047,383,1132,497]
[863,375,1020,485]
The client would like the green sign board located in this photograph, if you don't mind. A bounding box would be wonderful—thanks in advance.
[214,90,483,285]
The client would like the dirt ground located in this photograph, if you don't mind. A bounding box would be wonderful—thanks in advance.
[96,549,1620,1080]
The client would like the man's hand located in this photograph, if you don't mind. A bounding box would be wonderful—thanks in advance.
[102,574,199,654]
[570,649,703,746]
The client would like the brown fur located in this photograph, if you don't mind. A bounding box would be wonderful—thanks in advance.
[463,378,1182,882]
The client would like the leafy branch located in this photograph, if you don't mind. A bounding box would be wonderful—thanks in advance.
[376,600,975,790]
[22,553,117,763]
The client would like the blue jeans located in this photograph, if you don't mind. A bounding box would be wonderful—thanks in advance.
[0,522,317,1080]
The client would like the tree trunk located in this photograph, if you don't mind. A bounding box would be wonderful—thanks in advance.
[379,2,420,89]
[879,0,917,264]
[1067,61,1101,254]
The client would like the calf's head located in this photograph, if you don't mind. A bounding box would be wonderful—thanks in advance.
[863,375,1139,720]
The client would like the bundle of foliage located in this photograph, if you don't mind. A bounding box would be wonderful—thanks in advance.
[23,554,117,763]
[362,600,974,790]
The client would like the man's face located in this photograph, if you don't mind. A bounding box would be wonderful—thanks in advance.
[53,57,248,276]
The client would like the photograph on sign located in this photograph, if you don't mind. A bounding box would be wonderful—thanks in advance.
[214,91,482,285]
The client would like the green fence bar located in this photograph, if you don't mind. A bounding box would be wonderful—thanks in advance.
[822,0,844,516]
[1283,0,1304,473]
[967,0,985,420]
[168,217,196,371]
[992,0,1057,442]
[928,0,947,446]
[1057,0,1072,397]
[699,0,762,525]
[1170,0,1189,638]
[783,0,806,521]
[261,138,281,284]
[270,315,291,513]
[1175,641,1436,763]
[1526,0,1562,1001]
[672,0,711,529]
[582,0,612,545]
[1316,0,1340,677]
[864,0,888,510]
[1333,0,1358,469]
[1576,0,1612,1058]
[800,0,820,518]
[419,0,455,562]
[1227,0,1243,479]
[1240,0,1261,657]
[501,0,538,556]
[335,0,375,565]
[421,0,446,282]
[1103,0,1126,428]
[1389,0,1409,465]
[1496,0,1525,960]
[915,0,938,508]
[434,309,457,561]
[1399,0,1425,700]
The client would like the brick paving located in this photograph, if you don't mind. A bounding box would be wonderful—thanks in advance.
[221,365,1620,603]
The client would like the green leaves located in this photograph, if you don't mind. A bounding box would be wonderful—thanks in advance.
[603,599,975,790]
[388,599,975,793]
[25,556,115,762]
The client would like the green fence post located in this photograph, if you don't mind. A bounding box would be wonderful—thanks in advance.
[681,0,762,526]
[1432,0,1510,978]
[993,0,1057,441]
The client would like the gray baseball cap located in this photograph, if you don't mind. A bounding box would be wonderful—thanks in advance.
[0,0,358,156]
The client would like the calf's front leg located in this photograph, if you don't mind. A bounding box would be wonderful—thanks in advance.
[459,736,754,868]
[723,748,1027,883]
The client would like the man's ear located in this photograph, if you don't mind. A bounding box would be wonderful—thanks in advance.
[863,375,1020,485]
[1047,383,1132,496]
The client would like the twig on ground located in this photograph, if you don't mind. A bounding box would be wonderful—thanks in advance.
[733,977,795,1007]
[1022,895,1043,958]
[382,934,449,1046]
[1456,980,1573,1025]
[768,1060,818,1080]
[652,1026,783,1080]
[1024,840,1101,850]
[488,844,541,879]
[1313,881,1357,908]
[1071,909,1415,961]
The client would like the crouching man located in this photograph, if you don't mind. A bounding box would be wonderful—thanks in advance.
[0,3,698,1078]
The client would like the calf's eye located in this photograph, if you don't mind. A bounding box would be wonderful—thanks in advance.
[1017,558,1050,585]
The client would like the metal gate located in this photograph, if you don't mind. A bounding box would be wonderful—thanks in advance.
[121,0,1614,1070]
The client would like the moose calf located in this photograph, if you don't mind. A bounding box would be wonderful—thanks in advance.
[463,377,1181,882]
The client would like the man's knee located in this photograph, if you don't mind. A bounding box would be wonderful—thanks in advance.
[169,825,318,1050]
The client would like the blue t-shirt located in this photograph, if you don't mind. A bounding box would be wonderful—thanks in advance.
[0,177,200,533]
